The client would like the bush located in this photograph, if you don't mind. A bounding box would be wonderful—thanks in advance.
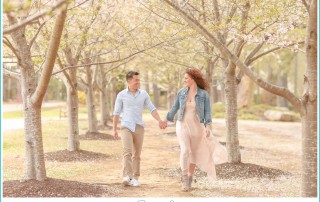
[78,91,86,104]
[211,103,300,121]
[212,103,225,113]
[213,112,225,119]
[238,113,259,120]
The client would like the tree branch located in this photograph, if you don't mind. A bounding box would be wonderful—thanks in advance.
[31,3,68,106]
[247,41,305,64]
[161,0,302,109]
[3,37,21,61]
[52,27,185,75]
[56,54,77,93]
[77,78,87,91]
[3,67,21,80]
[236,42,264,83]
[301,0,310,12]
[3,0,68,35]
[104,57,135,75]
[137,0,185,25]
[67,0,90,10]
[29,18,52,50]
[75,11,100,62]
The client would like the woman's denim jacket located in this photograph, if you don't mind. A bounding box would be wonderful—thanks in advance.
[166,87,212,126]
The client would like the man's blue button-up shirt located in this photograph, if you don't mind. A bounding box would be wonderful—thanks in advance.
[113,88,156,132]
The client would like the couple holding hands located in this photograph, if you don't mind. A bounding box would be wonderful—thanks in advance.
[112,68,227,191]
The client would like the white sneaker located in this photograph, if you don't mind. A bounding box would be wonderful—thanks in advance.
[129,178,140,187]
[122,176,131,186]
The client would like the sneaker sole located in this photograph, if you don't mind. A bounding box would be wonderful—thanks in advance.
[122,181,130,186]
[129,184,140,187]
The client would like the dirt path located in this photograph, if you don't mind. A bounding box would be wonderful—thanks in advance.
[89,123,191,197]
[86,115,302,197]
[3,113,302,197]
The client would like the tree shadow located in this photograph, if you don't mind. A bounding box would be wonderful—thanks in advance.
[3,178,110,197]
[79,131,115,140]
[162,142,245,151]
[157,162,291,180]
[97,124,113,130]
[219,142,245,150]
[215,162,292,179]
[44,149,110,162]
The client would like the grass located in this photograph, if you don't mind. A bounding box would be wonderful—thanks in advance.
[3,105,98,119]
[2,107,302,197]
[2,116,122,181]
[3,107,64,119]
[212,103,301,121]
[2,102,300,181]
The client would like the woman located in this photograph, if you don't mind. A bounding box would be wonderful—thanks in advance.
[165,68,227,191]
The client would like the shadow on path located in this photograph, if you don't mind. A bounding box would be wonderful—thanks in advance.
[3,178,110,197]
[45,150,110,162]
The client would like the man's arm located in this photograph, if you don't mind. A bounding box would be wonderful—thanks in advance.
[151,109,161,122]
[144,92,167,129]
[113,115,120,140]
[113,93,122,140]
[151,109,167,129]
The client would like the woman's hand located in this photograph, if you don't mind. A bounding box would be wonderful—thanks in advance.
[205,124,212,137]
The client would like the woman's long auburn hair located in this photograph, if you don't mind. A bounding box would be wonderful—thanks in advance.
[185,68,209,91]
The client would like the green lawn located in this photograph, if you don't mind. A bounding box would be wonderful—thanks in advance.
[3,105,94,119]
[2,117,121,181]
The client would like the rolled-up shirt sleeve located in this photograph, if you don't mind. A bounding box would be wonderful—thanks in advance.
[144,93,156,112]
[113,93,123,116]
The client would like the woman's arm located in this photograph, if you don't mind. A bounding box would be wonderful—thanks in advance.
[166,91,180,122]
[204,91,212,126]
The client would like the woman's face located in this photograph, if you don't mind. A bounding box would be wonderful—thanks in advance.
[183,73,194,87]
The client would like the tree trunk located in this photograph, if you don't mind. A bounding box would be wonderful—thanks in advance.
[237,75,254,108]
[110,77,117,113]
[3,76,8,101]
[261,65,276,105]
[206,57,213,102]
[66,68,80,151]
[224,64,241,163]
[99,66,109,128]
[21,65,46,181]
[276,73,289,108]
[85,65,98,133]
[8,5,67,180]
[294,53,298,95]
[144,70,150,93]
[212,78,219,103]
[301,0,317,197]
[167,70,179,109]
[99,89,109,126]
[63,46,80,151]
[220,59,229,104]
[153,83,159,108]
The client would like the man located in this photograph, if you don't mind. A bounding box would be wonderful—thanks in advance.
[113,71,166,187]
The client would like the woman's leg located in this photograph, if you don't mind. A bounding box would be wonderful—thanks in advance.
[176,122,191,191]
[188,163,196,188]
[188,163,196,176]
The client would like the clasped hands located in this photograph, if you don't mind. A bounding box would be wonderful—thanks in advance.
[158,120,168,129]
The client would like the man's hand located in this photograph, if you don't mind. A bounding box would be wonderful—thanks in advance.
[113,130,119,140]
[113,115,120,140]
[159,120,167,129]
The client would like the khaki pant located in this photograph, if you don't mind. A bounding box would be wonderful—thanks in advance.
[120,124,144,179]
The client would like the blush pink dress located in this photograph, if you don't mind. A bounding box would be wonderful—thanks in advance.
[176,100,227,180]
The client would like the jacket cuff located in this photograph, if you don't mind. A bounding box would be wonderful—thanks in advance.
[166,113,174,122]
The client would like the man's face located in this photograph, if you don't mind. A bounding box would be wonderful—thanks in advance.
[128,75,140,90]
